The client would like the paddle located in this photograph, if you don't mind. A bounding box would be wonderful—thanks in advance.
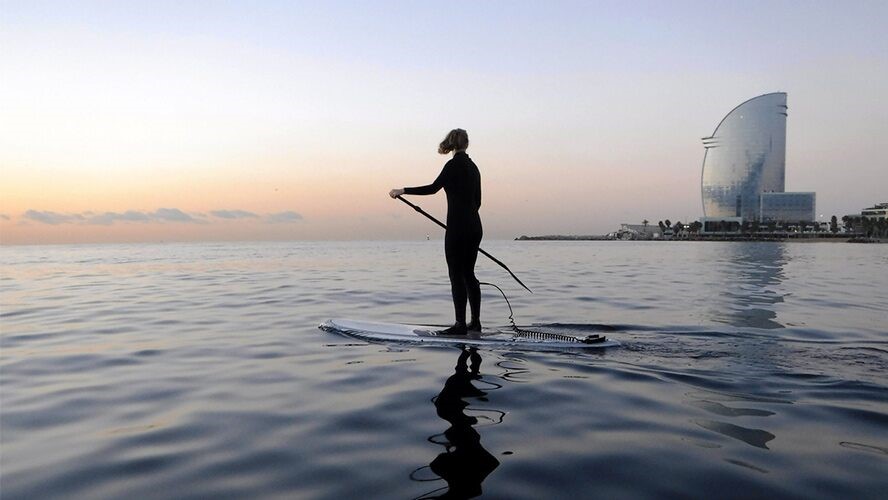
[396,195,533,294]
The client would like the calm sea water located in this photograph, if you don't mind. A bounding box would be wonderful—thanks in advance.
[1,241,886,499]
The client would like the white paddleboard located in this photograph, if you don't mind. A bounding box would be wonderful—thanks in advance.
[320,318,620,351]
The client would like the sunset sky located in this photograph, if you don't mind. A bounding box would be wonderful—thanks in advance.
[2,1,886,244]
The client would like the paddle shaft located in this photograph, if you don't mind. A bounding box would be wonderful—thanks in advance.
[396,196,532,293]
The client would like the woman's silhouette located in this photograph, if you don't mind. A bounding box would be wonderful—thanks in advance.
[390,129,483,336]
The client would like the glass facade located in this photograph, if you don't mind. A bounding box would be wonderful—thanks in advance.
[759,192,816,222]
[702,93,787,220]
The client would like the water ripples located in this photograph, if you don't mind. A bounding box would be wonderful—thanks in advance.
[1,241,886,499]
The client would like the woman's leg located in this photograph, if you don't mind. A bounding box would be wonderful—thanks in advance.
[445,231,468,325]
[464,230,482,326]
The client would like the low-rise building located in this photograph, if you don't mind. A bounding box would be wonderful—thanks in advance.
[699,216,743,234]
[861,202,888,220]
[759,192,816,223]
[619,223,660,238]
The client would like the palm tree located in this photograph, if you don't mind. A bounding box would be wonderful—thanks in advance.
[830,215,838,234]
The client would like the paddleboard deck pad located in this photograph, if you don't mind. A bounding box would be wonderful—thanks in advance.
[320,318,620,350]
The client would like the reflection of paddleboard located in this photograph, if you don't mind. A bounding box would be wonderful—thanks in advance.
[319,319,620,351]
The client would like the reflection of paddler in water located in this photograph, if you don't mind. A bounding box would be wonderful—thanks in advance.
[417,348,500,499]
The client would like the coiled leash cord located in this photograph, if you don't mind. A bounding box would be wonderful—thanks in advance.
[479,282,605,344]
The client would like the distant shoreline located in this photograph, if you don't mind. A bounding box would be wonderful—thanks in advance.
[515,235,885,243]
[515,235,611,241]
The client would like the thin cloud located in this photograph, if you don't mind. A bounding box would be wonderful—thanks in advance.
[266,211,304,223]
[0,213,10,221]
[154,208,197,223]
[87,210,153,225]
[23,210,83,225]
[20,207,295,226]
[211,209,259,219]
[25,208,202,225]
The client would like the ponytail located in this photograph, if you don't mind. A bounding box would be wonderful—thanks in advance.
[438,128,469,154]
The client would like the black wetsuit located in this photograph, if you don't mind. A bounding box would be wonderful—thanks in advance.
[404,152,483,325]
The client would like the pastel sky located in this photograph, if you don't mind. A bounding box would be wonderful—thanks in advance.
[2,0,886,244]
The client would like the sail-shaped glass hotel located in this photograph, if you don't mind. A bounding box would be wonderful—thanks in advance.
[701,93,788,220]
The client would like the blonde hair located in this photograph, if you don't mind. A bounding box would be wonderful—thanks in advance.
[438,128,469,154]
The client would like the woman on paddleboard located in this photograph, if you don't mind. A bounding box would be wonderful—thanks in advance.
[390,129,482,336]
